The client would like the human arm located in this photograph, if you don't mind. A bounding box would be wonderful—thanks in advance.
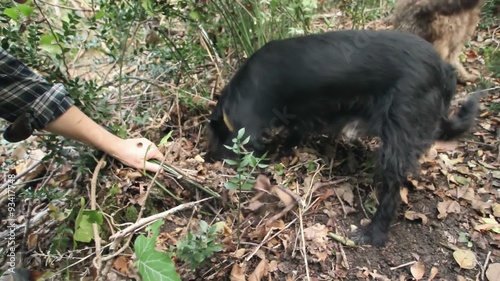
[44,106,164,172]
[0,47,164,172]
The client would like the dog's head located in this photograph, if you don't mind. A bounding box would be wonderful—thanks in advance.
[205,94,237,161]
[205,88,289,162]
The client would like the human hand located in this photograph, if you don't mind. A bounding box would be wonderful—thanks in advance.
[111,138,165,173]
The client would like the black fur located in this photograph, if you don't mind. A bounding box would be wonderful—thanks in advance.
[206,30,478,247]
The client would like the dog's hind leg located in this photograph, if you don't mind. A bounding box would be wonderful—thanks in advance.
[356,91,436,247]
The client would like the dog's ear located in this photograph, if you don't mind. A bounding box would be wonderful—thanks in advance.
[206,103,234,160]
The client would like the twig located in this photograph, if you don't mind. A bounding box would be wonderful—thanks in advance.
[355,179,370,219]
[37,0,95,12]
[244,219,297,262]
[0,159,43,205]
[298,207,311,281]
[469,85,500,96]
[338,244,350,270]
[32,0,71,79]
[158,162,221,198]
[108,197,211,241]
[389,261,416,270]
[481,251,491,281]
[91,156,106,272]
[20,198,33,267]
[333,187,348,217]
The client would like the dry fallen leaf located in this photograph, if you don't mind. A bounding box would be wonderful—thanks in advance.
[410,261,425,280]
[447,186,475,200]
[304,224,330,262]
[246,200,265,211]
[230,262,246,281]
[248,259,269,281]
[369,270,391,281]
[428,266,439,281]
[113,256,130,275]
[400,187,409,205]
[404,211,428,225]
[453,249,477,269]
[471,200,492,215]
[434,141,459,152]
[233,248,246,259]
[437,200,461,219]
[336,184,355,206]
[493,203,500,217]
[486,263,500,281]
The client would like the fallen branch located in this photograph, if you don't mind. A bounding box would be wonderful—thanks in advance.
[91,156,106,272]
[158,162,221,199]
[109,197,211,241]
[389,260,416,270]
[0,159,44,205]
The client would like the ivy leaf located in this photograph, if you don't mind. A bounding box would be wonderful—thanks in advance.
[134,220,180,281]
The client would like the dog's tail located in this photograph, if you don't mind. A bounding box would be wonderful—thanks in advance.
[437,94,479,141]
[421,0,481,16]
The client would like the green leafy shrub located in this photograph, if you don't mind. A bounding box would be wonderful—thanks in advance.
[174,220,224,269]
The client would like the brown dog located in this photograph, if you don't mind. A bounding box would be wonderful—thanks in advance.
[393,0,483,83]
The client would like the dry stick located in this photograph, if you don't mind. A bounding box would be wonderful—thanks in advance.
[38,0,95,11]
[198,25,224,85]
[355,178,370,219]
[298,207,311,281]
[481,251,491,281]
[333,187,348,217]
[339,244,350,270]
[91,156,106,271]
[19,199,33,267]
[32,0,71,79]
[0,159,43,205]
[109,198,211,241]
[244,219,297,262]
[389,261,416,270]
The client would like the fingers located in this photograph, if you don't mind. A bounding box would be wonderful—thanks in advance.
[134,138,165,172]
[143,160,162,173]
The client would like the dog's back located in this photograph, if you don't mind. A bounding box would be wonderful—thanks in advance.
[207,30,454,159]
[393,0,482,82]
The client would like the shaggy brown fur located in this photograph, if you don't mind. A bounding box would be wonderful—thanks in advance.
[393,0,483,83]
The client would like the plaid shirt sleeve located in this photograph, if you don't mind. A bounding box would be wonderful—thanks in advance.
[0,47,74,131]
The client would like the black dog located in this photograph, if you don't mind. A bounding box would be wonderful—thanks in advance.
[206,30,478,247]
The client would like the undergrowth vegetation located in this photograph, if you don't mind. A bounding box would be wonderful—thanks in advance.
[0,0,498,280]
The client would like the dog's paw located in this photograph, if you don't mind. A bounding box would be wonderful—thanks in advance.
[457,71,478,85]
[352,224,388,247]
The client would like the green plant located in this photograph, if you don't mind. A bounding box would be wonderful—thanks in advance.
[458,232,473,248]
[338,0,390,28]
[223,128,269,191]
[199,0,316,60]
[174,220,224,269]
[480,0,500,28]
[134,220,180,281]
